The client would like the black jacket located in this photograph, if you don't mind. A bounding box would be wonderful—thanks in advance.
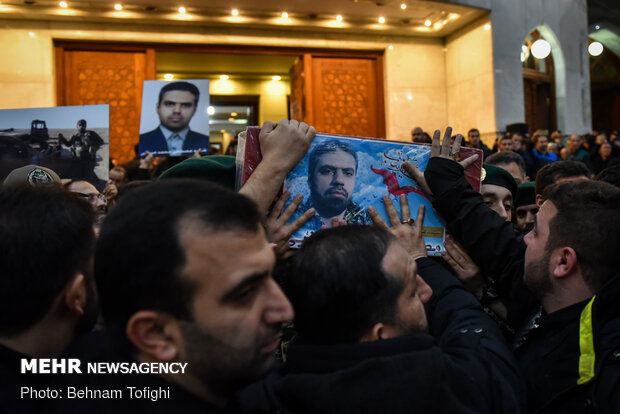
[424,157,620,413]
[234,257,525,414]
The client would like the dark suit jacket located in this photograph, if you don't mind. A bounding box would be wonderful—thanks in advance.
[139,127,209,156]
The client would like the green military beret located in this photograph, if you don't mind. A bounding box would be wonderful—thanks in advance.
[158,155,236,190]
[3,165,61,187]
[482,163,517,200]
[515,182,536,208]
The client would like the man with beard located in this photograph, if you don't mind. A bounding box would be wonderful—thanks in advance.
[412,128,620,413]
[74,179,294,413]
[0,184,97,413]
[299,140,371,229]
[236,219,524,413]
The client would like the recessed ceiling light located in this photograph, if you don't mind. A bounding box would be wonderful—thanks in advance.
[228,117,235,122]
[388,45,394,50]
[28,32,36,37]
[163,74,174,80]
[336,15,343,22]
[232,9,239,16]
[114,3,123,11]
[589,41,604,56]
[400,3,407,10]
[272,75,281,81]
[595,25,600,30]
[424,19,431,26]
[483,23,491,30]
[230,112,238,117]
[220,75,229,80]
[207,106,215,115]
[378,16,386,24]
[178,6,186,14]
[281,11,288,19]
[59,1,68,8]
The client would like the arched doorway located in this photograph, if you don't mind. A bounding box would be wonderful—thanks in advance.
[522,30,557,136]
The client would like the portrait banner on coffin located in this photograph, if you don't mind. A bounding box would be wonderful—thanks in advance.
[0,104,109,188]
[138,79,210,157]
[240,126,482,256]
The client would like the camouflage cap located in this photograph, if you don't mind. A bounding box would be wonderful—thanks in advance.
[3,165,61,187]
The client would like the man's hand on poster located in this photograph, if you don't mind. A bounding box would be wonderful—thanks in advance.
[441,235,484,300]
[265,191,315,259]
[401,127,479,196]
[369,194,427,260]
[259,119,316,174]
[103,180,118,207]
[139,151,155,169]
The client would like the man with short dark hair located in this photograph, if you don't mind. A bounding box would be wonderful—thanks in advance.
[466,128,493,159]
[109,166,129,188]
[532,133,558,162]
[0,185,97,413]
[298,140,371,228]
[534,160,590,206]
[514,182,537,234]
[139,81,210,156]
[88,179,294,412]
[237,224,524,413]
[486,151,528,184]
[418,129,620,412]
[497,135,513,152]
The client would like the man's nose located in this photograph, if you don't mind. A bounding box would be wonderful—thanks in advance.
[331,170,344,185]
[264,278,294,325]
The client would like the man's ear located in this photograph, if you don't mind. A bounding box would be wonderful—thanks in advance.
[550,247,578,280]
[126,311,180,362]
[536,194,544,207]
[64,273,86,316]
[360,322,399,342]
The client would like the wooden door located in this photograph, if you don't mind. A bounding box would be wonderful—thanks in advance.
[290,54,385,138]
[56,46,155,164]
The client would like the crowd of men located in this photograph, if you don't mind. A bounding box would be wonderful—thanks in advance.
[1,120,620,414]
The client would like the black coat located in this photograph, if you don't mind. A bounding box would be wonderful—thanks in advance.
[234,258,525,414]
[424,157,620,413]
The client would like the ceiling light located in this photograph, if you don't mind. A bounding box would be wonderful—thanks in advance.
[388,45,393,50]
[484,23,491,30]
[228,117,235,122]
[232,9,239,16]
[588,41,604,56]
[114,3,122,11]
[207,106,215,115]
[59,1,68,8]
[400,3,407,10]
[336,15,343,22]
[378,16,386,24]
[442,20,447,24]
[272,75,281,81]
[230,112,238,117]
[595,25,600,30]
[220,75,229,80]
[28,32,35,37]
[281,11,288,19]
[531,39,551,59]
[163,74,174,80]
[178,6,186,14]
[424,19,431,27]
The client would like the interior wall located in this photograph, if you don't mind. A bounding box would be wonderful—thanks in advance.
[445,16,496,146]
[0,29,55,109]
[0,19,449,142]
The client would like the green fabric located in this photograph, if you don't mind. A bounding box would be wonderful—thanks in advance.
[482,163,518,200]
[158,155,236,190]
[515,182,536,208]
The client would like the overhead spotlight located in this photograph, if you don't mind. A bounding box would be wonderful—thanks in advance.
[59,1,68,8]
[400,3,407,10]
[230,112,238,117]
[207,106,215,115]
[595,25,600,30]
[483,23,491,30]
[336,15,343,22]
[589,41,603,56]
[163,74,174,80]
[232,9,239,16]
[178,6,186,14]
[378,16,386,24]
[388,45,394,50]
[424,19,431,27]
[531,39,551,59]
[114,3,123,11]
[220,75,229,80]
[28,32,36,37]
[272,75,281,81]
[281,11,288,19]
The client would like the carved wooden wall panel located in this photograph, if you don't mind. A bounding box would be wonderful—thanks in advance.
[309,57,383,138]
[289,57,305,123]
[58,48,155,164]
